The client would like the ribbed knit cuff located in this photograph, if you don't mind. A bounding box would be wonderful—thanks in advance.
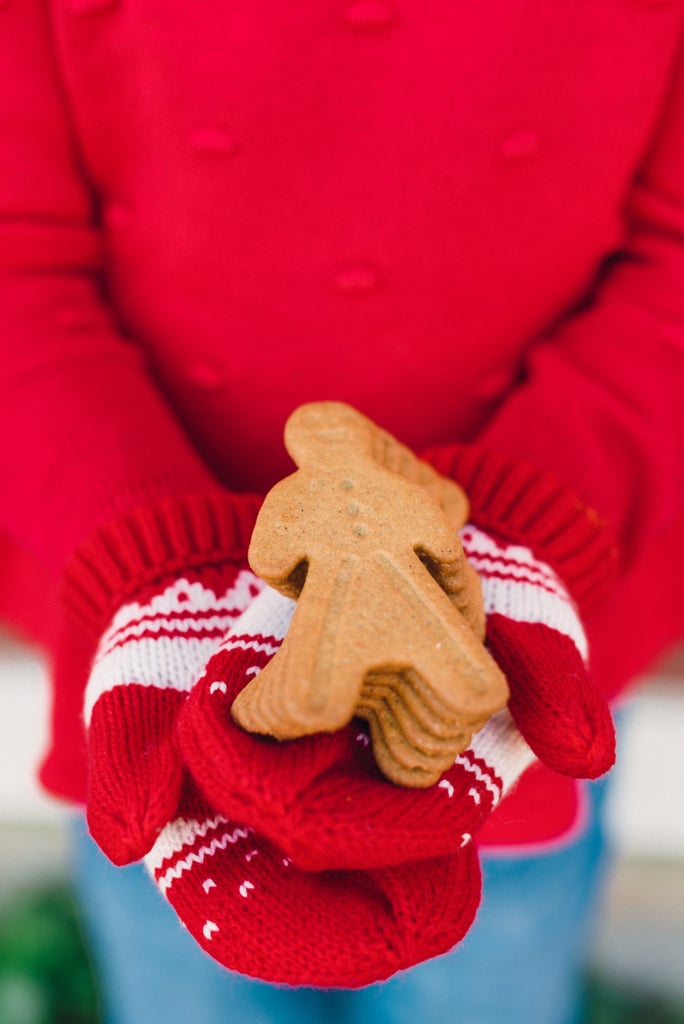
[421,443,620,611]
[62,491,262,635]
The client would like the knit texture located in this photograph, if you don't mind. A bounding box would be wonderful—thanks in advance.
[63,492,261,635]
[179,587,505,870]
[421,445,620,610]
[460,526,614,777]
[85,565,264,864]
[143,777,482,987]
[64,493,262,864]
[2,0,683,840]
[179,519,615,872]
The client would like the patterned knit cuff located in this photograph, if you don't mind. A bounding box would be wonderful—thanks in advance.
[420,443,620,611]
[62,490,262,635]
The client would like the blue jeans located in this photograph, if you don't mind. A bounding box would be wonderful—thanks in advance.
[70,779,611,1024]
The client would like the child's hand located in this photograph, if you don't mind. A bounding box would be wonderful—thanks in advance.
[178,538,611,872]
[142,773,481,987]
[82,564,264,865]
[178,443,616,874]
[65,492,483,987]
[459,523,614,778]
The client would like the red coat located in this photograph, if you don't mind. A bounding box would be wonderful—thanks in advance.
[1,0,683,847]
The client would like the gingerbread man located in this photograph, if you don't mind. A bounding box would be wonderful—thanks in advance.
[231,402,509,786]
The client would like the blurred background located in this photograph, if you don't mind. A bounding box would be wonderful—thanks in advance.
[1,629,683,1024]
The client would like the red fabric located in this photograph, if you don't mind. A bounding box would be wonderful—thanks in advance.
[2,0,684,845]
[62,493,260,632]
[146,779,482,988]
[421,445,620,609]
[178,498,615,871]
[477,767,583,850]
[180,628,502,871]
[485,616,614,779]
[82,562,262,865]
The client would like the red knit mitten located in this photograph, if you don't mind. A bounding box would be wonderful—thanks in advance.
[179,451,617,871]
[62,494,260,866]
[143,774,481,987]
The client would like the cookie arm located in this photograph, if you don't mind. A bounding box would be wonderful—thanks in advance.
[369,423,470,528]
[247,476,312,597]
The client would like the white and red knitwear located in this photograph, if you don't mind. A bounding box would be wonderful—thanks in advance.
[178,508,614,873]
[142,776,482,988]
[1,0,684,851]
[64,490,490,985]
[82,562,265,866]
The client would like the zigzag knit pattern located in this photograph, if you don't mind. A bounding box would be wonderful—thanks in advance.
[85,566,263,865]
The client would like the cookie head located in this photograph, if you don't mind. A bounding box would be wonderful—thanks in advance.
[284,402,374,466]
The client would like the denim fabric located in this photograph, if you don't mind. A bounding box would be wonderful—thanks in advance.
[70,778,611,1024]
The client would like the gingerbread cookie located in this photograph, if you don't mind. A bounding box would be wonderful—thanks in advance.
[231,402,508,787]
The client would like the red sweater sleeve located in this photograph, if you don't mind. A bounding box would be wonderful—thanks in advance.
[0,0,253,578]
[470,26,684,568]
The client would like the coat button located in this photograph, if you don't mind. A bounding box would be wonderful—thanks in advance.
[498,129,541,163]
[186,361,226,389]
[343,0,397,29]
[104,201,131,230]
[333,261,384,294]
[190,126,241,157]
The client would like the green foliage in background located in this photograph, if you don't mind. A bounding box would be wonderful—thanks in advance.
[1,884,683,1024]
[0,885,99,1024]
[586,974,684,1024]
